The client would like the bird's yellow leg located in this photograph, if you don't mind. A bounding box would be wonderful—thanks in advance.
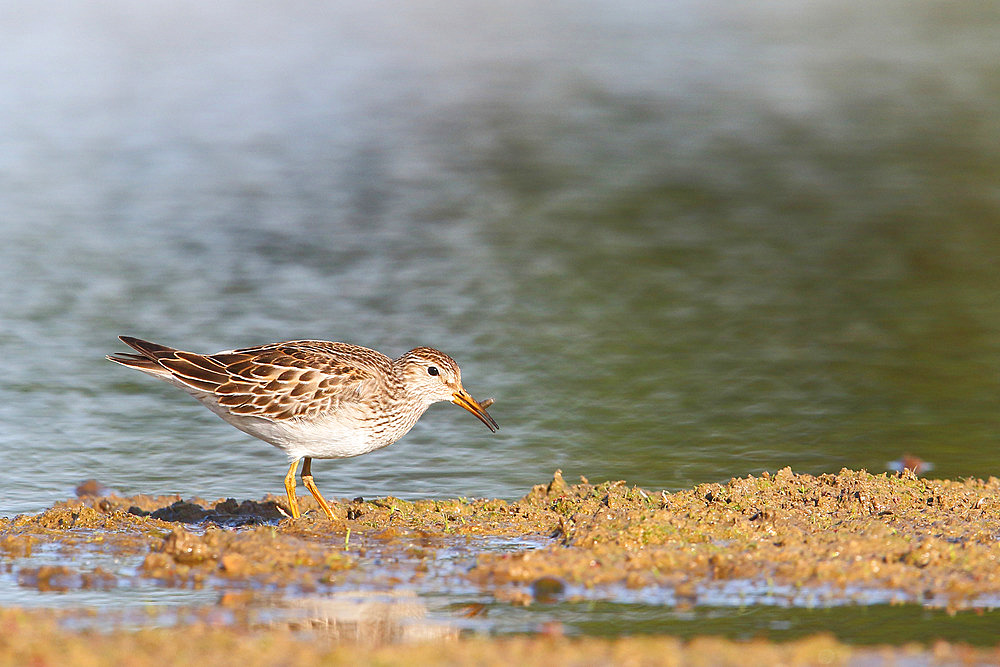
[301,457,336,520]
[284,458,301,519]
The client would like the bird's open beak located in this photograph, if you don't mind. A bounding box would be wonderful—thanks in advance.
[452,390,499,432]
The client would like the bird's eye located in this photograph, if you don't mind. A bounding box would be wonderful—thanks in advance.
[427,366,439,376]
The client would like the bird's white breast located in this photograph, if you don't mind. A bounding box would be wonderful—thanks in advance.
[219,410,390,460]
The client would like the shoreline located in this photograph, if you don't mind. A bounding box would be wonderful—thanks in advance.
[3,468,1000,663]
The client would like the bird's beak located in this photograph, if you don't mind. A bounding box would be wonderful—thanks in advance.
[452,390,499,432]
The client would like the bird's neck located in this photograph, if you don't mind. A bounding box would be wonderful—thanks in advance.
[380,375,433,441]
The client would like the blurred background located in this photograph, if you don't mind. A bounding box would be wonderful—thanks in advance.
[2,0,1000,514]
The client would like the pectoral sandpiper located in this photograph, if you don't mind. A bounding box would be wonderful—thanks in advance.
[107,336,498,519]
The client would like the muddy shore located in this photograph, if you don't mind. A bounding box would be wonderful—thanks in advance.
[2,467,999,664]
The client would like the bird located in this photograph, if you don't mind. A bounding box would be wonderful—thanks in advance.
[107,336,498,519]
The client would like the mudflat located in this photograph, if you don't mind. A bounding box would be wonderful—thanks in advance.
[2,468,999,664]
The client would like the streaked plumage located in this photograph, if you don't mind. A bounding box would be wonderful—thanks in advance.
[107,336,498,519]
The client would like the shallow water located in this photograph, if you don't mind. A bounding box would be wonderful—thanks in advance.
[2,0,1000,645]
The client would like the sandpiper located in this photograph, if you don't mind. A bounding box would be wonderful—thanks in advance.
[107,336,498,519]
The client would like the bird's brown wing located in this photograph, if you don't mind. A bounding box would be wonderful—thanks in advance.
[109,337,389,421]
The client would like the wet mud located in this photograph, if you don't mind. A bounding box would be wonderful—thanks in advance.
[3,468,1000,662]
[473,467,1000,608]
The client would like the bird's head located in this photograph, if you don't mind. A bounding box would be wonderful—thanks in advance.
[396,347,498,432]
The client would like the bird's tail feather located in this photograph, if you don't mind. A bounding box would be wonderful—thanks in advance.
[106,336,178,372]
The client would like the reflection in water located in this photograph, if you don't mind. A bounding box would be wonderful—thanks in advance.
[272,591,457,644]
